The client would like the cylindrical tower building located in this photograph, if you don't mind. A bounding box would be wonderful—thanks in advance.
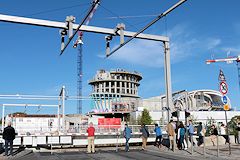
[88,69,142,113]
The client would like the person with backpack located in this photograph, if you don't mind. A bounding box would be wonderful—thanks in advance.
[3,121,16,156]
[197,122,204,146]
[177,122,185,150]
[154,124,162,148]
[187,120,195,146]
[140,124,149,150]
[123,124,132,152]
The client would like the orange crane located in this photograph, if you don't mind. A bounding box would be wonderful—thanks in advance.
[206,55,240,88]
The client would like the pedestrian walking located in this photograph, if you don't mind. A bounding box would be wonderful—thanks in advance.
[197,122,204,146]
[154,124,162,148]
[220,123,229,144]
[237,122,240,144]
[167,120,175,150]
[210,125,218,146]
[3,121,16,156]
[187,120,195,146]
[123,124,132,152]
[140,124,149,150]
[177,122,185,150]
[87,122,95,153]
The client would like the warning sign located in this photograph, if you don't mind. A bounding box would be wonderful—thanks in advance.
[219,81,228,95]
[223,104,230,111]
[218,69,226,82]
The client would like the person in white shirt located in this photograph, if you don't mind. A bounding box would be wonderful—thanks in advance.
[220,124,229,144]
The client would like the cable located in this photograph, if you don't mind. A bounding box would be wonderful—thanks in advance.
[106,0,187,58]
[25,3,90,17]
[99,14,159,20]
[98,4,139,30]
[60,0,100,55]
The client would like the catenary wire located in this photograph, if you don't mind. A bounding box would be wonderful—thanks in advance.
[98,3,139,30]
[25,3,90,17]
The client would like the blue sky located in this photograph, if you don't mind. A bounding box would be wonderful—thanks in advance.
[0,0,240,115]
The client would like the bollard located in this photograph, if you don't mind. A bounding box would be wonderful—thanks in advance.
[50,135,53,155]
[217,135,219,157]
[203,136,206,156]
[191,135,193,155]
[173,135,175,152]
[116,132,119,152]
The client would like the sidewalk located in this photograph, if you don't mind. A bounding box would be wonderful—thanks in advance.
[146,144,240,160]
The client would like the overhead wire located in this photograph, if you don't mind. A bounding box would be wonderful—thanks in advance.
[99,14,158,20]
[98,3,139,30]
[24,3,90,17]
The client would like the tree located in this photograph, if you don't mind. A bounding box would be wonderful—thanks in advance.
[227,115,240,135]
[138,108,152,125]
[205,117,216,136]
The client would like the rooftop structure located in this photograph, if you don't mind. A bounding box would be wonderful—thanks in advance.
[141,89,231,111]
[88,69,142,114]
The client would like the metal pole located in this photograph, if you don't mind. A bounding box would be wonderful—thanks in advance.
[57,102,60,132]
[217,135,219,157]
[191,135,193,154]
[116,129,119,152]
[1,105,5,131]
[225,110,231,155]
[62,86,66,133]
[173,134,175,152]
[164,41,173,122]
[203,136,206,156]
[0,14,169,42]
[161,98,164,124]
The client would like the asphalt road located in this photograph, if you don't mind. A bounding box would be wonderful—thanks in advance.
[1,144,239,160]
[6,149,197,160]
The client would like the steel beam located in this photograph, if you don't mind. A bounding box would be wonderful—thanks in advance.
[163,41,173,122]
[0,14,169,42]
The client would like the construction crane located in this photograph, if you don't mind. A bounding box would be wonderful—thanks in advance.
[74,33,83,114]
[206,55,240,89]
[73,1,99,114]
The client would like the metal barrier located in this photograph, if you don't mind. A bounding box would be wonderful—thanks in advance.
[190,135,193,154]
[13,124,159,136]
[217,135,219,157]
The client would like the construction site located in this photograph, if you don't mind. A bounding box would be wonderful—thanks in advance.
[0,0,240,159]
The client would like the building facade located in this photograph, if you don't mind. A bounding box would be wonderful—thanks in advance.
[89,69,142,113]
[141,89,231,111]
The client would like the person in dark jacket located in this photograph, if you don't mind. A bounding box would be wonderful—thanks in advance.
[197,122,204,146]
[154,124,162,148]
[123,124,132,152]
[3,121,16,156]
[210,125,218,146]
[140,124,149,150]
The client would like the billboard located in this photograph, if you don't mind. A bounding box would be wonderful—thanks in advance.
[98,118,121,128]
